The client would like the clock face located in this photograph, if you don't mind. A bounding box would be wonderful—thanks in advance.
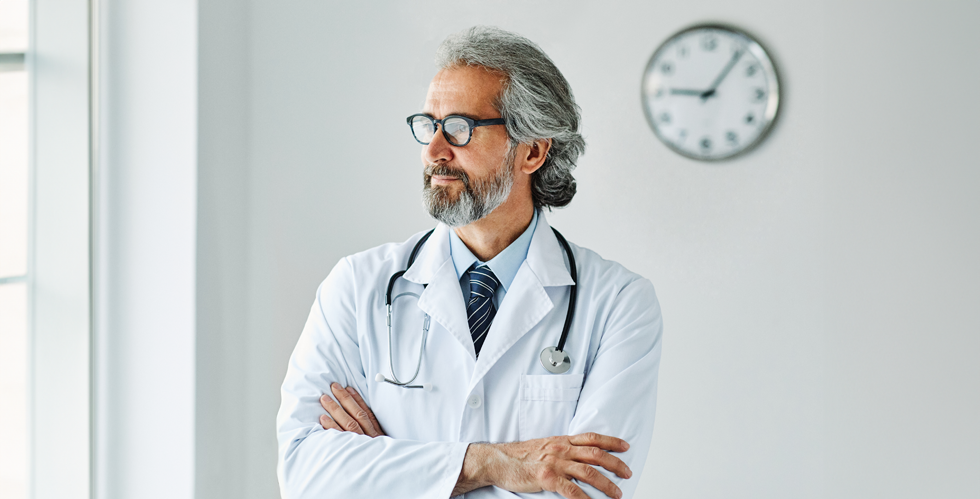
[642,25,780,161]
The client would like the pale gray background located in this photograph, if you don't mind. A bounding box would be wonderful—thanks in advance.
[112,0,979,497]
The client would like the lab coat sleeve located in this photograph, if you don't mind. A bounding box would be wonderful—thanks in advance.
[566,277,664,499]
[276,257,470,499]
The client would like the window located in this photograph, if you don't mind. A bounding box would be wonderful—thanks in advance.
[3,2,93,497]
[0,1,30,498]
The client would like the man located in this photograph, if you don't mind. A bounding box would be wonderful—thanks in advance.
[277,26,663,499]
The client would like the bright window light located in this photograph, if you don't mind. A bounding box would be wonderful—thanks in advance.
[0,282,28,499]
[0,0,30,498]
[0,69,28,279]
[0,0,28,52]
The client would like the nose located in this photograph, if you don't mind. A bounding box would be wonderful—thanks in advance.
[422,125,454,165]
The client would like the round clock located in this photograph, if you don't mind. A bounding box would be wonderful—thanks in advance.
[641,25,780,161]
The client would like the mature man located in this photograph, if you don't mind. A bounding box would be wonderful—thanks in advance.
[277,27,663,499]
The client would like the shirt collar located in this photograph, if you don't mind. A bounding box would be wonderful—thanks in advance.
[449,208,538,292]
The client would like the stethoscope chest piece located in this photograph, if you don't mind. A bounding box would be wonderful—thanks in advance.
[540,346,571,374]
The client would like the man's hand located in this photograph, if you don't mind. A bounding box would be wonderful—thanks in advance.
[318,383,386,437]
[320,386,630,499]
[453,433,632,499]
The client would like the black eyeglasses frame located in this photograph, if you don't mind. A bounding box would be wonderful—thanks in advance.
[406,113,507,147]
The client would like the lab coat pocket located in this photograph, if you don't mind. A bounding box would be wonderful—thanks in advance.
[519,373,584,441]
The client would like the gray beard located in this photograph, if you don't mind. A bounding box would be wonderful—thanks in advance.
[422,148,516,227]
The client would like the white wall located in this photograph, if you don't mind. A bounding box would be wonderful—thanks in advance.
[196,0,249,497]
[194,1,980,498]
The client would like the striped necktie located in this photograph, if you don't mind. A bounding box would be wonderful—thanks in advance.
[466,264,499,358]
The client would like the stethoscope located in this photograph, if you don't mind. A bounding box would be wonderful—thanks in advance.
[374,227,578,391]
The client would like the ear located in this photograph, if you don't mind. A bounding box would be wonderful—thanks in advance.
[518,138,552,175]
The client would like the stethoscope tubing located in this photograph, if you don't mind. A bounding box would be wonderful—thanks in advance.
[550,228,577,353]
[381,229,435,389]
[383,293,430,387]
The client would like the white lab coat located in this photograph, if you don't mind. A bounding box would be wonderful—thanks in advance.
[277,212,663,498]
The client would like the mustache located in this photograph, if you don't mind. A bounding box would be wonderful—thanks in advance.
[424,163,469,187]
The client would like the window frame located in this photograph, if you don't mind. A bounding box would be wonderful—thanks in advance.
[27,1,93,498]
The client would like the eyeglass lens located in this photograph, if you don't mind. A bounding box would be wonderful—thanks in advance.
[410,115,471,146]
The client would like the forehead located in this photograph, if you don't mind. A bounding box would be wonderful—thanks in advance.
[423,65,504,118]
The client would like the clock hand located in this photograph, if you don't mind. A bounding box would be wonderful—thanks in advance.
[670,88,705,96]
[700,49,744,99]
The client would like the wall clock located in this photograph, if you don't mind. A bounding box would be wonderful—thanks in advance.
[641,25,780,161]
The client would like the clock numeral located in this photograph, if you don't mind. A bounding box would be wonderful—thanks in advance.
[754,88,766,101]
[745,112,755,124]
[726,131,738,144]
[654,87,665,99]
[660,62,674,75]
[658,112,671,124]
[745,64,758,77]
[678,129,688,142]
[676,45,689,58]
[701,35,718,51]
[700,137,712,150]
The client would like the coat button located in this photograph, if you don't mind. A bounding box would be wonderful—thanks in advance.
[467,395,482,408]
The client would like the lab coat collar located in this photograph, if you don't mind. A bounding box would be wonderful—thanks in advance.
[523,210,575,288]
[402,223,451,286]
[403,224,477,359]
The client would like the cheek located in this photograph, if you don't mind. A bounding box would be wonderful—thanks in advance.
[467,143,509,170]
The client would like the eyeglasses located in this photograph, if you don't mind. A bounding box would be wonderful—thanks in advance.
[407,113,506,147]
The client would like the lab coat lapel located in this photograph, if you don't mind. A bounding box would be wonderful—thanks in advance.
[469,212,575,388]
[403,225,476,359]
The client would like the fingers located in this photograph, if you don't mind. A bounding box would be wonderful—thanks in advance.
[567,432,630,453]
[330,383,382,437]
[319,414,341,431]
[568,445,632,479]
[562,462,622,499]
[552,476,591,499]
[318,383,386,437]
[345,386,385,436]
[319,390,364,435]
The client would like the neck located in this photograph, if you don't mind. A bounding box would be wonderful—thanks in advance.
[454,194,534,262]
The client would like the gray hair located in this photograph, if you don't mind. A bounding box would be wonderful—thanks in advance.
[435,26,585,209]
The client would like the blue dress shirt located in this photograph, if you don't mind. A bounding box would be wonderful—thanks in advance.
[449,208,538,309]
